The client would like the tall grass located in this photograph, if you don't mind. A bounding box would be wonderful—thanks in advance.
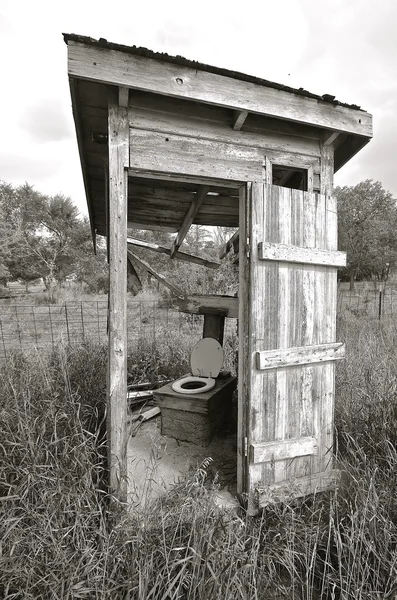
[1,317,397,598]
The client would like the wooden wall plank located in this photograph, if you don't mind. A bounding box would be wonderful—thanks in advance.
[128,101,321,158]
[129,128,266,183]
[68,41,373,137]
[258,242,346,267]
[107,101,129,501]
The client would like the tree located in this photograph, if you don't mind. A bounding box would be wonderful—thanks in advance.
[336,180,397,289]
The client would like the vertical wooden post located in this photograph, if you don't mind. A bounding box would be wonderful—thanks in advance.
[107,99,129,501]
[320,145,334,196]
[202,312,225,345]
[237,182,251,495]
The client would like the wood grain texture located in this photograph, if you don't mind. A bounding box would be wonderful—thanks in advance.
[258,242,346,267]
[256,342,345,370]
[251,436,317,464]
[237,184,251,495]
[107,101,129,501]
[129,128,265,183]
[244,184,341,504]
[127,99,321,158]
[68,41,372,136]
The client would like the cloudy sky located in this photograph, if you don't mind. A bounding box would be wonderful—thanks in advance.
[0,0,396,215]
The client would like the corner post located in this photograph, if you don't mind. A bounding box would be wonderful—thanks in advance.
[107,99,129,501]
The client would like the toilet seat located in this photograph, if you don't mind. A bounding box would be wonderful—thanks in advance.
[171,376,216,395]
[171,338,224,395]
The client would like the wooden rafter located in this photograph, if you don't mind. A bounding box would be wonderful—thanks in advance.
[232,110,249,131]
[127,249,186,297]
[322,130,340,146]
[219,229,239,259]
[127,236,220,269]
[170,185,210,258]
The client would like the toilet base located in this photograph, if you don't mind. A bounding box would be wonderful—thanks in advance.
[153,375,237,446]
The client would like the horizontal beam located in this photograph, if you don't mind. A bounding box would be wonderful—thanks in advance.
[127,249,186,297]
[258,242,347,267]
[130,128,264,184]
[128,222,178,233]
[127,236,219,269]
[172,294,238,318]
[256,342,345,371]
[250,436,317,464]
[68,41,372,137]
[170,186,210,257]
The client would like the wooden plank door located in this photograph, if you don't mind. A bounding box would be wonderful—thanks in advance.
[238,183,346,509]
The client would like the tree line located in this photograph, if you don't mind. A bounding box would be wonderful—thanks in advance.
[1,178,396,295]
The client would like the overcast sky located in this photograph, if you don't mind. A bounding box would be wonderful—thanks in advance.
[0,0,396,215]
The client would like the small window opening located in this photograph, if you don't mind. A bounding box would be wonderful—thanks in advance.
[272,165,308,191]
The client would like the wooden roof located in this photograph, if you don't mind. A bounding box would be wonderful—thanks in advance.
[63,34,373,238]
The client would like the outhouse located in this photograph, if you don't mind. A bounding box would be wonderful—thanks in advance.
[64,34,372,508]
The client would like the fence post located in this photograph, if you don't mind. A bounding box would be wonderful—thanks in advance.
[0,319,6,366]
[65,303,71,343]
[379,282,385,320]
[80,302,85,341]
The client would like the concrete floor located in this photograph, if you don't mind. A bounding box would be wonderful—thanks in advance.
[127,413,237,508]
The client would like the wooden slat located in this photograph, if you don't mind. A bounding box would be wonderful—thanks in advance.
[107,101,129,501]
[258,242,346,267]
[129,129,265,184]
[258,469,339,507]
[127,237,219,269]
[170,186,210,257]
[256,342,345,370]
[68,41,373,137]
[250,436,317,464]
[127,249,186,297]
[172,294,238,318]
[127,221,178,233]
[232,110,249,131]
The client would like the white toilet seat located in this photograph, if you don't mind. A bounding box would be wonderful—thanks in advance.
[171,338,223,395]
[172,376,216,395]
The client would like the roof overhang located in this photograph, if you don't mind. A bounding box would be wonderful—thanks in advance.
[64,34,373,238]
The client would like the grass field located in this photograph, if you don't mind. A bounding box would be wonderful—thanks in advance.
[1,310,397,598]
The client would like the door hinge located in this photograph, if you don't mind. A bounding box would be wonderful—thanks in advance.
[246,237,250,258]
[244,436,248,457]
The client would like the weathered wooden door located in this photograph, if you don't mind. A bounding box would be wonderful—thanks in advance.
[238,183,346,509]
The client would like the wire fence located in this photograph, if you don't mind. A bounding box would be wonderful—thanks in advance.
[0,300,238,362]
[0,285,396,362]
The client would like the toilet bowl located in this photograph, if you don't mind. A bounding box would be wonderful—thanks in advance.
[171,338,224,395]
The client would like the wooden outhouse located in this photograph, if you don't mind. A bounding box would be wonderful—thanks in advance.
[64,34,372,508]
